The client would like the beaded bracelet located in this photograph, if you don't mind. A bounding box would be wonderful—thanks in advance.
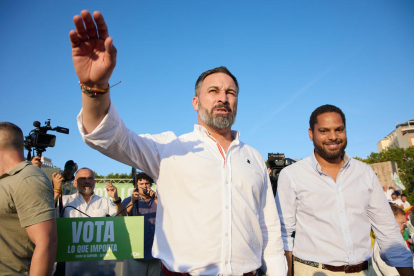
[54,189,62,194]
[79,81,121,98]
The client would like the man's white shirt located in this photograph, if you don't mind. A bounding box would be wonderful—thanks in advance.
[77,102,287,276]
[275,151,412,268]
[61,193,117,218]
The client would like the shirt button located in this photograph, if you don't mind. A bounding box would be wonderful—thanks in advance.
[225,233,228,236]
[340,210,343,213]
[225,261,228,264]
[337,192,340,194]
[226,205,229,209]
[225,181,228,184]
[345,230,348,233]
[349,251,352,254]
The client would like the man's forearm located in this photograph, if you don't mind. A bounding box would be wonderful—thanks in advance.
[285,251,293,276]
[54,192,61,203]
[115,201,127,216]
[82,92,110,134]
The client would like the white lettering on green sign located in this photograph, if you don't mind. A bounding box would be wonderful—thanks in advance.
[72,221,115,243]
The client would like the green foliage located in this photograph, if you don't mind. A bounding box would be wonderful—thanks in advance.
[355,146,414,200]
[93,171,133,179]
[106,172,133,179]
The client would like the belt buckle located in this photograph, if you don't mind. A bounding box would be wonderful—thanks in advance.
[344,265,349,273]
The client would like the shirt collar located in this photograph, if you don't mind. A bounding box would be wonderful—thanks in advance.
[76,192,95,203]
[193,124,240,142]
[0,161,31,180]
[310,150,352,173]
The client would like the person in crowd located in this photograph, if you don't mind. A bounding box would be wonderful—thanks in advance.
[122,172,159,276]
[391,192,404,209]
[402,194,411,209]
[383,186,392,201]
[0,122,57,275]
[276,105,413,276]
[68,10,286,276]
[52,167,126,276]
[372,204,410,275]
[388,186,395,200]
[31,155,42,168]
[53,167,126,217]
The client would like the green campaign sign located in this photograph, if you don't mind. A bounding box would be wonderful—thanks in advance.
[94,183,157,200]
[94,184,135,200]
[56,216,144,262]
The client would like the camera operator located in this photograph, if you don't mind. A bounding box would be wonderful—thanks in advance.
[122,172,160,276]
[0,122,57,276]
[31,155,42,168]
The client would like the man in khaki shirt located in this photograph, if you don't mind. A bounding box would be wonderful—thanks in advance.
[0,122,57,276]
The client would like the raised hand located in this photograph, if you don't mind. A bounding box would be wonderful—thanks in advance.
[69,10,117,89]
[31,156,42,168]
[105,182,119,201]
[52,173,64,190]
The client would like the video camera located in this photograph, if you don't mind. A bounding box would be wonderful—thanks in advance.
[24,119,69,161]
[267,153,296,196]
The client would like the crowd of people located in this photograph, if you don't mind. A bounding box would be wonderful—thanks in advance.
[1,9,414,276]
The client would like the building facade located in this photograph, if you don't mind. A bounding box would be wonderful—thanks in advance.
[377,120,414,152]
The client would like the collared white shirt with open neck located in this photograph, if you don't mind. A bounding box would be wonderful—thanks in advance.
[276,151,412,268]
[77,101,287,276]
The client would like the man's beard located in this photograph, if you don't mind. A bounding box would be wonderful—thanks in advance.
[198,102,237,130]
[314,139,347,160]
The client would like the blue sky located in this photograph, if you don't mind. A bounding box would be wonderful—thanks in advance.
[1,1,413,176]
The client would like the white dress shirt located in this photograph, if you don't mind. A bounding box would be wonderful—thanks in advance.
[61,193,117,218]
[77,102,287,276]
[275,151,412,268]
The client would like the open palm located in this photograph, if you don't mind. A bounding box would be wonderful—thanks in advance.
[70,11,117,89]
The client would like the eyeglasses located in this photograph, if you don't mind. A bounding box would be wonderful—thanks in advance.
[77,177,94,181]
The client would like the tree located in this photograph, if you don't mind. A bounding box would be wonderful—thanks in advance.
[355,146,414,203]
[106,172,133,179]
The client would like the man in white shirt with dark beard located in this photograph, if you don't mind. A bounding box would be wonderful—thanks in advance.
[67,10,286,276]
[276,104,413,276]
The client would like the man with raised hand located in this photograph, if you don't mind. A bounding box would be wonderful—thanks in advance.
[0,122,57,276]
[69,10,286,276]
[275,104,413,276]
[53,167,126,218]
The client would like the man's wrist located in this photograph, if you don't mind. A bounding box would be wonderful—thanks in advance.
[113,197,121,204]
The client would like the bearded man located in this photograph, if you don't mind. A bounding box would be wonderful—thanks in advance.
[275,104,413,276]
[69,10,286,276]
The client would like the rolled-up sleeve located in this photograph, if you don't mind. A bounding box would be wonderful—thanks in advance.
[77,101,175,181]
[366,167,412,267]
[275,168,297,252]
[260,172,288,276]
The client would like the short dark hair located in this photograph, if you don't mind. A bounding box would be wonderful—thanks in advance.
[134,172,154,186]
[389,203,406,217]
[393,191,401,197]
[402,194,407,198]
[309,104,346,131]
[0,122,24,151]
[195,66,239,97]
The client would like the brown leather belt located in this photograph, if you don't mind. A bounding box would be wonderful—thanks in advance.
[324,261,369,273]
[294,256,369,273]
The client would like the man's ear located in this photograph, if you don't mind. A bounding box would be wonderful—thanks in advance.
[308,128,314,141]
[73,179,78,188]
[192,96,199,111]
